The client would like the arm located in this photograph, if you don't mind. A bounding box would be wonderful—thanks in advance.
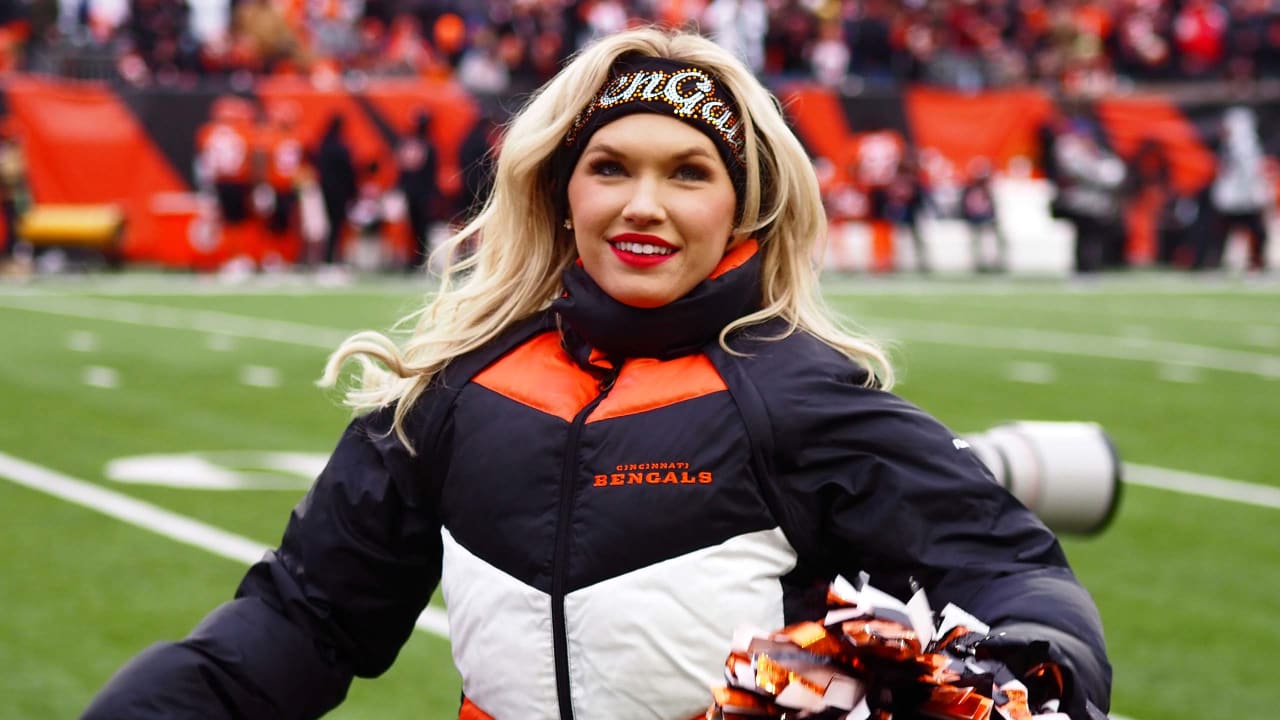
[751,342,1111,718]
[82,403,444,720]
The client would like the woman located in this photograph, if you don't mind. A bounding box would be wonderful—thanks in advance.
[83,28,1110,720]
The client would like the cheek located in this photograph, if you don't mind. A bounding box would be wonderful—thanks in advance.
[567,179,619,235]
[679,193,736,243]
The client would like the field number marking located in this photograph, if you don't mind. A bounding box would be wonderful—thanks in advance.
[0,451,449,638]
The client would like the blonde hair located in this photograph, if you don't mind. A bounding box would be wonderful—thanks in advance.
[321,26,894,449]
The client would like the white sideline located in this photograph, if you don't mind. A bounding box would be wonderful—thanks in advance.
[0,451,450,638]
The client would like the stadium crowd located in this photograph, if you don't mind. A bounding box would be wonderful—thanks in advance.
[0,1,1273,278]
[2,1,1280,93]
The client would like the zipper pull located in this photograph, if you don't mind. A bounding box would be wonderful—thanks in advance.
[598,363,622,393]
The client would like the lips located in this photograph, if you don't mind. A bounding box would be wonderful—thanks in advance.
[607,233,678,267]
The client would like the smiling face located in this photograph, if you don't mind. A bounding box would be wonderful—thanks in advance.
[566,113,740,309]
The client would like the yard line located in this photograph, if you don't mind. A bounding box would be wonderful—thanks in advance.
[2,270,1276,298]
[0,451,450,639]
[0,295,349,349]
[0,276,429,297]
[871,292,1280,327]
[873,319,1280,379]
[1125,463,1280,509]
[6,293,1280,379]
[823,276,1280,297]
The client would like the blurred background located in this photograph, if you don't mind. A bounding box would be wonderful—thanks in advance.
[0,2,1277,720]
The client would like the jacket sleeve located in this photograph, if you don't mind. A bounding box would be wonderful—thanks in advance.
[757,348,1111,719]
[82,402,445,720]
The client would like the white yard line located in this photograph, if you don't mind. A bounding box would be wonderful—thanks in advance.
[877,292,1280,327]
[0,276,428,297]
[873,319,1280,379]
[1,271,1276,298]
[4,294,1280,380]
[0,451,450,638]
[0,295,349,349]
[1125,463,1280,509]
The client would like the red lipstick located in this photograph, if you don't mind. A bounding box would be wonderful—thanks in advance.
[607,233,678,268]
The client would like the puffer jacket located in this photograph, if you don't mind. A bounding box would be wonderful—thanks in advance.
[82,244,1110,720]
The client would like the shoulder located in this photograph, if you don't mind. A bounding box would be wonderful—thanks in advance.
[720,319,960,456]
[722,317,872,391]
[385,311,558,443]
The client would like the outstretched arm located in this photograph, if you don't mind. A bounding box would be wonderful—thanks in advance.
[747,343,1110,718]
[82,404,444,719]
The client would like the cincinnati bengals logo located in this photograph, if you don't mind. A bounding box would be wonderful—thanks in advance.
[593,461,713,487]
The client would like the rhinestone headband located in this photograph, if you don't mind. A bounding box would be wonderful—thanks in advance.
[563,62,746,167]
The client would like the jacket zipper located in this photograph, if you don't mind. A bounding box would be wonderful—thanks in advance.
[551,364,620,720]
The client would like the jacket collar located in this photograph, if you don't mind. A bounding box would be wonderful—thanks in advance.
[551,240,762,365]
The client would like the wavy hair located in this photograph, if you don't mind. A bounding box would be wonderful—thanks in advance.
[321,26,894,450]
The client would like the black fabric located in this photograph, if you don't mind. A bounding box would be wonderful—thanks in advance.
[81,598,351,719]
[714,320,1112,717]
[551,249,762,361]
[442,382,777,593]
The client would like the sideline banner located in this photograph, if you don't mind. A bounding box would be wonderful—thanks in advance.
[1,74,1273,268]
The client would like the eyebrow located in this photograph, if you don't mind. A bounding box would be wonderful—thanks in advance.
[584,142,716,161]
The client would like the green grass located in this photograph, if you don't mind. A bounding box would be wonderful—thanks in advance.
[1,273,1278,719]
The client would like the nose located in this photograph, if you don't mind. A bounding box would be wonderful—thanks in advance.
[621,177,666,226]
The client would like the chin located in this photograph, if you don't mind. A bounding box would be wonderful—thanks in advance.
[613,292,671,309]
[603,282,678,309]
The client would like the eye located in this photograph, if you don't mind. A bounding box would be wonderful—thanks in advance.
[673,164,711,181]
[588,159,625,177]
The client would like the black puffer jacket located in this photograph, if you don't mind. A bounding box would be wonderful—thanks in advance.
[83,246,1110,720]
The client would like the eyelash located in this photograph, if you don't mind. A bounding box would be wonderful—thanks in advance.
[588,159,624,176]
[587,160,711,181]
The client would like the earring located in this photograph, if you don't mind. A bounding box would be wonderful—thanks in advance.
[563,219,573,230]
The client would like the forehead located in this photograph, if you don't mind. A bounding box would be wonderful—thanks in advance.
[584,114,723,162]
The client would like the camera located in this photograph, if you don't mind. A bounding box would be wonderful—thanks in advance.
[963,421,1121,535]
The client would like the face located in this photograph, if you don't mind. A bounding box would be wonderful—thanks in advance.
[566,113,739,309]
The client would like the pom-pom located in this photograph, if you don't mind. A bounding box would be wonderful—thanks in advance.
[706,576,1066,720]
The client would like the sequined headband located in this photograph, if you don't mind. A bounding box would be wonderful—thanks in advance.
[563,59,746,169]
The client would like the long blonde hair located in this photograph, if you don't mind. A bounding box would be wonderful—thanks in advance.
[321,26,893,449]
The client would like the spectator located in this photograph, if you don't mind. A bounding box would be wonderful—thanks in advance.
[959,156,1008,272]
[883,148,933,273]
[348,159,390,271]
[196,96,256,231]
[457,109,502,224]
[456,26,511,95]
[702,0,768,73]
[1173,0,1229,79]
[0,121,27,264]
[1206,106,1271,271]
[1050,117,1127,273]
[260,101,305,249]
[315,114,358,268]
[395,110,440,271]
[808,18,849,88]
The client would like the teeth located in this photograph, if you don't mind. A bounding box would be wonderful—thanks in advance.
[614,241,674,256]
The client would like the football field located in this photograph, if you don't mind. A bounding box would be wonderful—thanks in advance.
[1,272,1277,719]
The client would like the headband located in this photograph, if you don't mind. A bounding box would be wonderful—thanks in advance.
[555,56,748,212]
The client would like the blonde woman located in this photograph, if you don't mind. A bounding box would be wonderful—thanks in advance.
[84,27,1110,720]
